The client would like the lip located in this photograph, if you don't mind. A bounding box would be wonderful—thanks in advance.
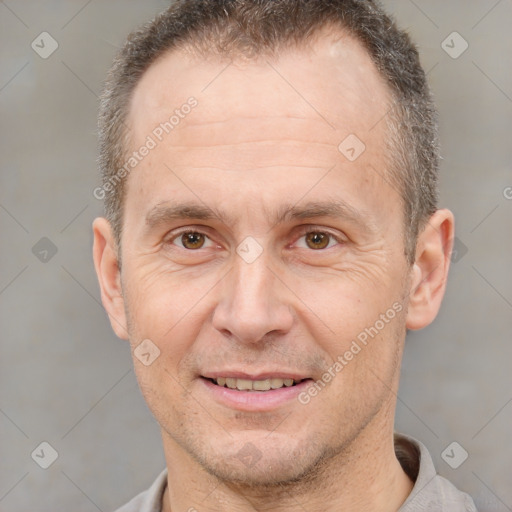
[200,376,312,412]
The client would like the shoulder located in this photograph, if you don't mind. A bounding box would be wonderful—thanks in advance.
[112,469,168,512]
[395,433,478,512]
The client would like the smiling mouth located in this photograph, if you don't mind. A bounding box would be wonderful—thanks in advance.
[204,377,308,391]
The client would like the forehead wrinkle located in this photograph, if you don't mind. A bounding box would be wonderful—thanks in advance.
[167,140,335,150]
[171,164,329,172]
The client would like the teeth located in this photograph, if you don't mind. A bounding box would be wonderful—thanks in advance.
[213,377,300,391]
[236,378,253,390]
[253,379,271,391]
[270,378,284,389]
[225,377,237,389]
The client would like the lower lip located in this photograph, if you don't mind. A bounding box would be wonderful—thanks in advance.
[200,377,312,412]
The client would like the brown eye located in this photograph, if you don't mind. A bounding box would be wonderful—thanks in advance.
[305,232,330,250]
[181,232,205,249]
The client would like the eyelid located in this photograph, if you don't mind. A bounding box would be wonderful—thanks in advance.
[164,224,346,250]
[293,225,347,244]
[165,226,216,248]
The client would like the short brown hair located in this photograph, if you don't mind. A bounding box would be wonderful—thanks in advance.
[98,0,439,264]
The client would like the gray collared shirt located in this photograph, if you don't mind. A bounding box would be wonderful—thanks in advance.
[114,433,477,511]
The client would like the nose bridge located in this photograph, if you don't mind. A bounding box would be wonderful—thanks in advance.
[213,249,293,343]
[233,254,272,309]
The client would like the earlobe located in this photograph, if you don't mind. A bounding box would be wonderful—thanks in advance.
[92,217,129,340]
[405,209,455,331]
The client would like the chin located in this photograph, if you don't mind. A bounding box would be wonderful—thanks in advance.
[203,457,312,488]
[191,435,330,488]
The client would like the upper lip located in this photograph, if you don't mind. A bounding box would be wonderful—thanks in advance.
[201,371,310,381]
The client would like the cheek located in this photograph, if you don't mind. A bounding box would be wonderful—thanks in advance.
[122,259,216,340]
[290,260,403,336]
[134,358,192,436]
[294,269,406,384]
[124,265,207,420]
[121,259,234,410]
[316,307,405,433]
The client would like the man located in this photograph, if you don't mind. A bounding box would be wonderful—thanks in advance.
[92,0,478,510]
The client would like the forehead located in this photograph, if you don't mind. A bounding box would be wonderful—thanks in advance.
[124,28,398,227]
[128,28,391,143]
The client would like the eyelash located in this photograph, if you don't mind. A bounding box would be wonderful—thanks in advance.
[166,226,345,251]
[169,229,216,249]
[293,227,344,250]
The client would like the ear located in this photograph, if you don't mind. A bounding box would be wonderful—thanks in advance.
[406,209,455,331]
[92,217,129,340]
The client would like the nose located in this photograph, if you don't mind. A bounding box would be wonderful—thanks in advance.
[212,252,294,345]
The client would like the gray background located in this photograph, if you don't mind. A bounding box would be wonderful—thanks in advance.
[0,1,511,510]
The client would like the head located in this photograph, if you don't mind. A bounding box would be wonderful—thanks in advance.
[93,0,454,490]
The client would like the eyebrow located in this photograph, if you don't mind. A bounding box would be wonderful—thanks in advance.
[144,199,375,233]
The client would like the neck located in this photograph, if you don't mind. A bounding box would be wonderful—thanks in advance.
[161,411,413,512]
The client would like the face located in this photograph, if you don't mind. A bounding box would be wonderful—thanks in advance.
[100,31,418,486]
